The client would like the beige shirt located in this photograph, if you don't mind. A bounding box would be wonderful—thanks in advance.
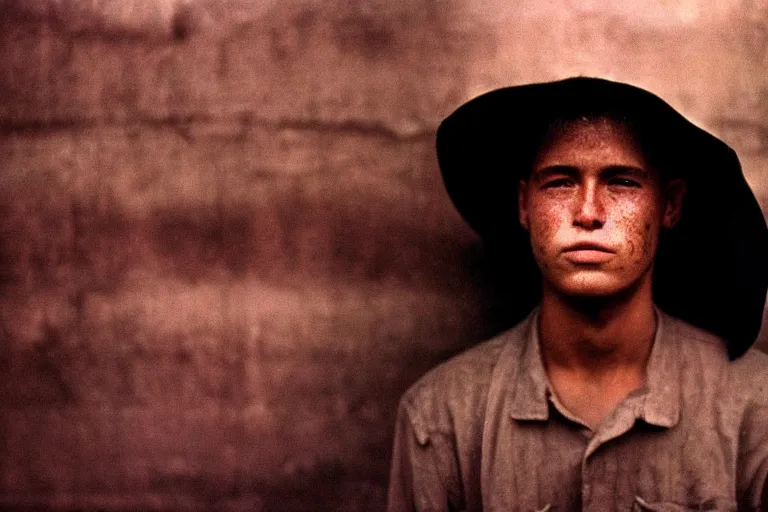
[388,308,768,511]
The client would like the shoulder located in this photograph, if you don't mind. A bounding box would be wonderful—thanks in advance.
[663,313,730,362]
[663,312,768,404]
[728,348,768,407]
[397,319,529,441]
[662,314,768,505]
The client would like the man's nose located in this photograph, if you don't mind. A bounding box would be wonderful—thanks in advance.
[572,185,605,230]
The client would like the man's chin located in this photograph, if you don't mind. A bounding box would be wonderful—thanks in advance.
[550,275,628,300]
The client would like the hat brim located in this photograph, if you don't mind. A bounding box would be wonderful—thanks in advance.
[437,77,768,358]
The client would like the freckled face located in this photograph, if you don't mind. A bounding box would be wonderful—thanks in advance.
[518,119,676,298]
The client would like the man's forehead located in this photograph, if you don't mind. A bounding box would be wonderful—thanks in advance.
[530,116,654,174]
[536,116,642,148]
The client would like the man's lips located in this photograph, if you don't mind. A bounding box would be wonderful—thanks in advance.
[562,242,616,253]
[562,243,616,263]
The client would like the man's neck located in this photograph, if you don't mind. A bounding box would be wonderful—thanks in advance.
[537,276,658,429]
[538,276,657,379]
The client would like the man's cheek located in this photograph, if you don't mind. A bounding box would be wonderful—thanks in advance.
[530,240,550,270]
[639,221,660,261]
[530,204,562,235]
[529,217,561,270]
[618,213,657,263]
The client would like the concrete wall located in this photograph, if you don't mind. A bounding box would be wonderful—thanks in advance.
[1,1,767,510]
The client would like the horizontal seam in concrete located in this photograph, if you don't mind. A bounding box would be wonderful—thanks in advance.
[0,8,183,42]
[0,114,437,141]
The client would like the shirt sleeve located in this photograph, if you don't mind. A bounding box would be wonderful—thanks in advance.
[387,399,461,512]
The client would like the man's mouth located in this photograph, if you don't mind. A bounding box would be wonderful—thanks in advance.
[562,243,616,263]
[563,242,615,253]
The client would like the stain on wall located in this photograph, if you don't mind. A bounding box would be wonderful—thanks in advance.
[0,0,767,510]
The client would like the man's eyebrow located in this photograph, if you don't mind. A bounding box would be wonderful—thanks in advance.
[529,165,579,181]
[529,165,653,181]
[600,165,653,180]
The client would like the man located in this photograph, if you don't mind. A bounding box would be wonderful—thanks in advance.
[387,77,768,511]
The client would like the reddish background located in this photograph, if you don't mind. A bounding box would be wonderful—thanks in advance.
[1,1,767,510]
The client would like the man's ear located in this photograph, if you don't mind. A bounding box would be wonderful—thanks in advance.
[662,179,686,229]
[518,180,529,231]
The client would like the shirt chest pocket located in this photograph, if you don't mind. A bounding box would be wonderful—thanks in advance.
[632,496,737,511]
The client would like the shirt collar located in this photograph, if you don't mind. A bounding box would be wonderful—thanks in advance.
[506,306,681,429]
[508,308,551,421]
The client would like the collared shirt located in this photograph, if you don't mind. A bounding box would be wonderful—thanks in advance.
[387,308,768,511]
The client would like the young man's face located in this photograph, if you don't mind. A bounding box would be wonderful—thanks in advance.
[517,118,684,299]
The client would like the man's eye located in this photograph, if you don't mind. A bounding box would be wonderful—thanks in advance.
[542,178,574,188]
[609,178,641,187]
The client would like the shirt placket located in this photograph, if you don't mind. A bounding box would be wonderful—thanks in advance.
[579,396,642,511]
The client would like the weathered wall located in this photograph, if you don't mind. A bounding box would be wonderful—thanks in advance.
[1,0,767,510]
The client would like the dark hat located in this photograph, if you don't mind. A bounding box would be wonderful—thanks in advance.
[437,76,768,358]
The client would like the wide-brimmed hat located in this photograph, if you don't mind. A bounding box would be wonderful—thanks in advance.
[437,76,768,358]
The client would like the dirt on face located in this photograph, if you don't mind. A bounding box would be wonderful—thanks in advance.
[518,118,673,299]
